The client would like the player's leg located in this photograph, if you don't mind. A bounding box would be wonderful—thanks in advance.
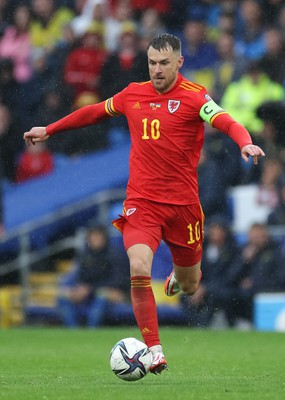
[113,199,168,373]
[163,202,204,297]
[127,242,168,374]
[165,261,202,297]
[127,243,158,345]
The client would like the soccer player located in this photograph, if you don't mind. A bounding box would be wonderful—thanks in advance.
[23,34,265,374]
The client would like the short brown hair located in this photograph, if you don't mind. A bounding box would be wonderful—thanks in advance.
[147,33,181,52]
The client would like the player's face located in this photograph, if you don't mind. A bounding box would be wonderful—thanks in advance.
[147,46,184,94]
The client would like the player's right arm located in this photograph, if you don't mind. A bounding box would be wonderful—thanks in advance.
[23,98,121,145]
[23,126,49,146]
[199,97,265,164]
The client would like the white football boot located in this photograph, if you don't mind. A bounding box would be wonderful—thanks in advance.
[149,345,168,374]
[164,271,181,297]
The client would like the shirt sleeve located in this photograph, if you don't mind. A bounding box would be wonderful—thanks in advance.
[112,85,129,114]
[46,100,116,136]
[211,113,253,150]
[199,98,252,149]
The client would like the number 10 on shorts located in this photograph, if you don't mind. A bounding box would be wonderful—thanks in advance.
[187,221,201,244]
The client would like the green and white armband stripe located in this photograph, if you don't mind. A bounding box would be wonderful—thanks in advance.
[199,100,226,125]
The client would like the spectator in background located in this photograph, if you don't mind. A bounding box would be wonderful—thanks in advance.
[21,48,66,131]
[259,27,285,85]
[203,1,239,35]
[138,8,166,46]
[0,3,33,83]
[261,0,285,26]
[15,141,54,183]
[101,20,149,89]
[215,10,236,36]
[34,88,73,155]
[228,222,284,324]
[63,22,108,106]
[267,175,285,226]
[181,217,240,327]
[256,101,285,163]
[277,4,285,41]
[0,0,8,38]
[235,0,266,60]
[220,61,285,138]
[0,102,23,182]
[86,2,106,39]
[204,124,242,188]
[29,0,74,55]
[0,58,25,126]
[191,2,237,43]
[99,21,148,141]
[211,32,247,102]
[197,146,230,222]
[48,22,79,84]
[162,0,189,33]
[104,0,135,52]
[180,18,218,94]
[57,224,129,328]
[240,156,283,213]
[254,158,283,212]
[71,0,107,38]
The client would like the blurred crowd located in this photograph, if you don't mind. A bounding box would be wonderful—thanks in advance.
[1,1,285,188]
[1,0,285,327]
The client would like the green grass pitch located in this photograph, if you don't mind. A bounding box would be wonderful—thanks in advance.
[0,327,284,400]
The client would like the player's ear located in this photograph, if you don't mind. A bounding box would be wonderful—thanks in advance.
[177,56,184,70]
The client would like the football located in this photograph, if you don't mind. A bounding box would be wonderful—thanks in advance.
[110,337,153,381]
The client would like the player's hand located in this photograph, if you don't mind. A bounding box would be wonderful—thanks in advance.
[241,144,265,165]
[23,126,49,146]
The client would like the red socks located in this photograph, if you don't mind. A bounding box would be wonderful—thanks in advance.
[131,275,160,348]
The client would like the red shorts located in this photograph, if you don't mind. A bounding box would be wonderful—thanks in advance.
[112,198,204,267]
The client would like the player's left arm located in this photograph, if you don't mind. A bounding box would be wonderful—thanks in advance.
[199,99,265,164]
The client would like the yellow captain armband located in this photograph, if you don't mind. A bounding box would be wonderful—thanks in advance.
[199,100,226,125]
[105,97,120,117]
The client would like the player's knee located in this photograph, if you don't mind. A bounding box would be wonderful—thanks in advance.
[129,255,151,276]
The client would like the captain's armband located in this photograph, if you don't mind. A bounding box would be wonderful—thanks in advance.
[105,97,121,117]
[199,100,225,125]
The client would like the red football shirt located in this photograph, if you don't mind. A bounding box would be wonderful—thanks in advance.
[111,75,208,204]
[47,73,252,205]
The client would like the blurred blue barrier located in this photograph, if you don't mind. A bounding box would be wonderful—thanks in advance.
[4,144,130,230]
